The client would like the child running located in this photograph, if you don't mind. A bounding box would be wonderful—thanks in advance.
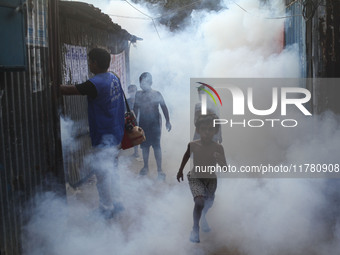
[177,114,228,243]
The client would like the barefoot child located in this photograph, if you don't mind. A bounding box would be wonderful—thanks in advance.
[134,72,171,181]
[177,114,228,243]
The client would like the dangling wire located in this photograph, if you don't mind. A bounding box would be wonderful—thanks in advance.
[124,0,161,40]
[302,0,322,21]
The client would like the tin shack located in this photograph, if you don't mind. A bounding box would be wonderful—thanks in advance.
[0,1,138,254]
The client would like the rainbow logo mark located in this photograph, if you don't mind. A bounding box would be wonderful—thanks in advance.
[197,82,223,106]
[197,82,222,115]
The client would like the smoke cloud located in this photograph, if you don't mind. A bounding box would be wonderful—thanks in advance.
[23,0,340,254]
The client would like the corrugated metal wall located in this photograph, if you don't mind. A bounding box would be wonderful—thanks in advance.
[285,0,307,78]
[307,0,340,78]
[284,1,314,113]
[0,0,64,254]
[309,0,340,113]
[0,1,134,253]
[285,0,340,114]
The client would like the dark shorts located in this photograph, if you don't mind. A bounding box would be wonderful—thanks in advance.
[140,123,161,148]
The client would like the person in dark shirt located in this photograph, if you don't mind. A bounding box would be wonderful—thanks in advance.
[60,48,125,219]
[133,72,171,181]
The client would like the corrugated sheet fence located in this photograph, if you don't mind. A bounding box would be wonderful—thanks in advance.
[285,0,307,78]
[0,0,64,254]
[285,0,340,114]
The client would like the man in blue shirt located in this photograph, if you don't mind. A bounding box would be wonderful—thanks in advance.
[60,48,125,219]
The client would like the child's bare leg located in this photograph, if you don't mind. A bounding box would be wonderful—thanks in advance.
[139,147,150,175]
[201,198,214,232]
[191,196,205,243]
[142,147,149,168]
[133,146,139,157]
[193,196,205,228]
[153,146,162,172]
[154,145,166,181]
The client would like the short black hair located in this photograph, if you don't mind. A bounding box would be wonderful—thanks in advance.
[128,84,137,90]
[88,48,111,70]
[195,114,220,131]
[197,85,205,92]
[139,72,152,83]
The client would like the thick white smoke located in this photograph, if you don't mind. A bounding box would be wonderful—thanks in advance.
[23,0,340,254]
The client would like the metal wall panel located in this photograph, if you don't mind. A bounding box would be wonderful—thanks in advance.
[285,1,340,113]
[310,1,340,113]
[285,1,307,78]
[0,0,64,254]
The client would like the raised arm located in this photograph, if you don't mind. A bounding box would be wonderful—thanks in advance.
[159,94,171,131]
[214,145,228,170]
[60,81,98,98]
[59,85,81,95]
[177,143,190,182]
